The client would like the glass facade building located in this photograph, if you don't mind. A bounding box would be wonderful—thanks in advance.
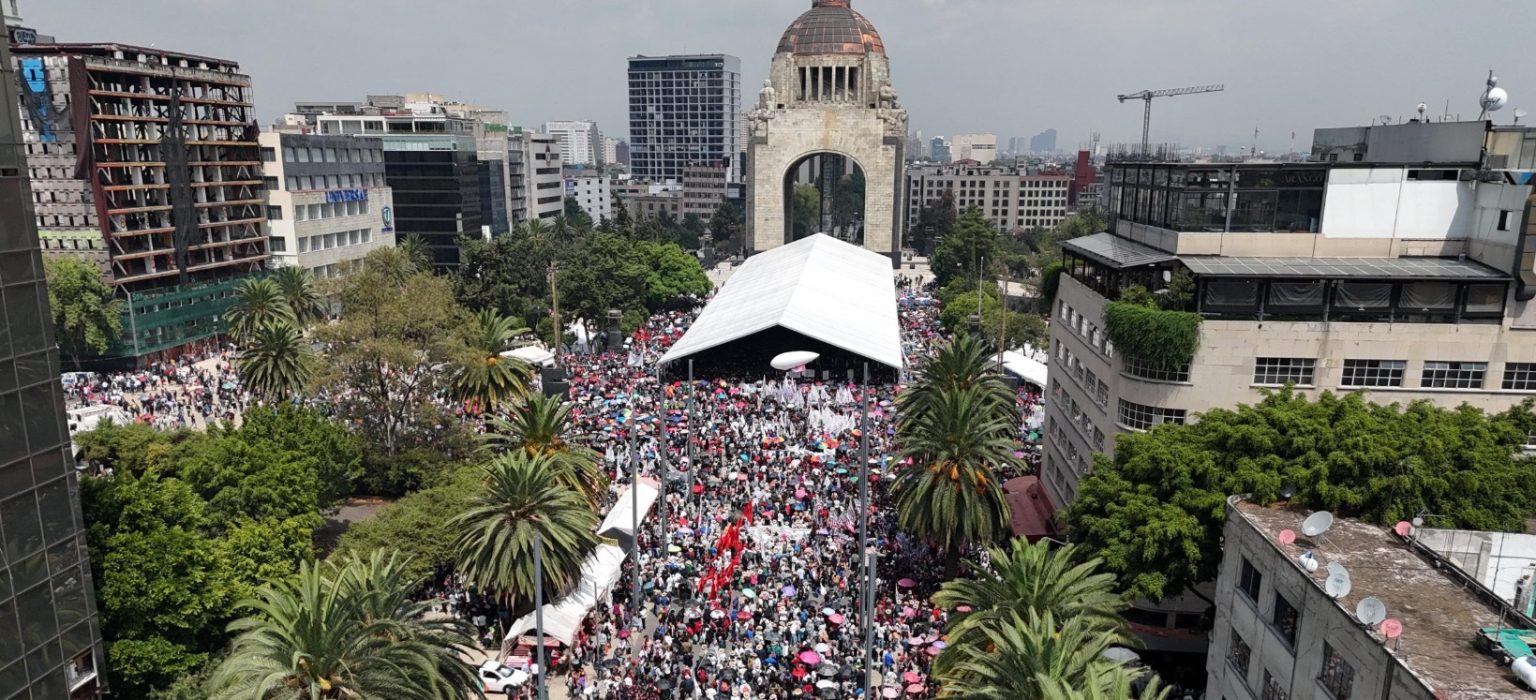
[0,41,105,700]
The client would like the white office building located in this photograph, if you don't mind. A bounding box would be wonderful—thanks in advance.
[950,133,998,164]
[544,120,603,167]
[565,173,612,223]
[260,131,395,278]
[511,129,566,222]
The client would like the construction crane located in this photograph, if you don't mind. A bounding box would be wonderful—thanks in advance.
[1117,84,1224,156]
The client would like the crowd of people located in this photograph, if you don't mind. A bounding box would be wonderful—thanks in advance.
[61,345,252,431]
[504,277,1035,700]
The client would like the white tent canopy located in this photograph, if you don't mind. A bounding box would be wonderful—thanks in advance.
[503,478,659,647]
[659,234,904,371]
[500,345,557,368]
[997,350,1048,390]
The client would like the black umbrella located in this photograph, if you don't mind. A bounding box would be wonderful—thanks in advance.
[719,668,737,682]
[656,679,675,690]
[818,665,839,677]
[836,667,855,681]
[818,687,839,699]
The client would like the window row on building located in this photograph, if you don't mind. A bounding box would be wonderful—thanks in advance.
[281,172,385,192]
[274,145,382,165]
[1250,356,1536,391]
[1199,278,1506,324]
[269,228,374,255]
[1229,556,1352,700]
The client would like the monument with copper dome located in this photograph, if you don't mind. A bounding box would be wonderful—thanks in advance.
[747,0,907,263]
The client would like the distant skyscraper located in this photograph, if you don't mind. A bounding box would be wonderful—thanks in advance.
[930,136,950,163]
[0,36,105,698]
[602,136,619,167]
[1030,128,1058,153]
[544,120,603,167]
[628,54,742,183]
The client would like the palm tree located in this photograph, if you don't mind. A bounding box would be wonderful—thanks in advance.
[898,333,1015,431]
[482,394,609,506]
[935,610,1145,700]
[208,552,482,700]
[237,323,314,402]
[270,266,326,327]
[398,233,433,272]
[893,384,1017,575]
[453,452,601,611]
[448,309,533,413]
[224,277,296,340]
[933,539,1126,678]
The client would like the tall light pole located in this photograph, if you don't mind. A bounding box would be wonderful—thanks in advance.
[629,400,642,660]
[533,531,547,700]
[857,361,873,699]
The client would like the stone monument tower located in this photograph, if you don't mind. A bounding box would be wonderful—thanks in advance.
[746,0,907,263]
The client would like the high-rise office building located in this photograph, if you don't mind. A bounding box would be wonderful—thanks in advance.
[509,129,565,223]
[543,120,602,168]
[1029,128,1058,153]
[904,163,1070,234]
[15,41,269,364]
[627,54,742,183]
[0,37,106,700]
[929,136,950,163]
[602,137,620,168]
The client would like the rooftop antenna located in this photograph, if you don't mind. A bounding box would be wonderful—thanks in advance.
[1356,597,1387,628]
[1515,108,1529,125]
[1478,70,1509,121]
[1379,114,1393,126]
[1416,103,1428,122]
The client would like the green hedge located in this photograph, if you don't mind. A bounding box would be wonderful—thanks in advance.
[1103,301,1202,368]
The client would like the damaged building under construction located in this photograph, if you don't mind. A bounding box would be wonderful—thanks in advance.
[14,40,268,364]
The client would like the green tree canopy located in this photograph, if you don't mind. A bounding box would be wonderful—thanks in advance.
[791,183,820,241]
[910,188,957,255]
[637,240,711,310]
[44,257,123,366]
[709,200,744,255]
[1066,390,1536,602]
[563,197,595,231]
[931,207,1000,289]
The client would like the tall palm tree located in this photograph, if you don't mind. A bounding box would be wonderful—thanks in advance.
[208,553,482,700]
[398,233,433,272]
[893,384,1017,574]
[482,394,609,506]
[448,309,533,413]
[934,610,1143,700]
[453,452,601,611]
[270,266,326,327]
[933,539,1127,677]
[898,333,1016,432]
[224,277,296,340]
[237,323,314,402]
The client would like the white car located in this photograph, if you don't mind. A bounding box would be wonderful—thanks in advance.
[478,661,530,695]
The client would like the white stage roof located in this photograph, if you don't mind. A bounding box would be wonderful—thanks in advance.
[659,234,904,370]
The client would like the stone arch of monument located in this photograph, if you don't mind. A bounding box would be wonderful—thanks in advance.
[781,149,868,246]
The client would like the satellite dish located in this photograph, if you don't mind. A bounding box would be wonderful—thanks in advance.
[1379,115,1393,125]
[1484,87,1510,113]
[1279,485,1298,500]
[1417,103,1429,121]
[1278,529,1296,545]
[1327,561,1349,579]
[1325,568,1353,599]
[1356,597,1387,626]
[1515,108,1529,125]
[1381,618,1404,639]
[1412,516,1425,528]
[1302,511,1335,538]
[771,351,820,371]
[1393,521,1412,537]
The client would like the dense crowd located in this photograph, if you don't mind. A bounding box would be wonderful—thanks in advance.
[61,345,251,431]
[498,278,1036,700]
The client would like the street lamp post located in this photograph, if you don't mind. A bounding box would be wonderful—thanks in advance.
[533,531,547,700]
[629,401,642,660]
[857,361,873,699]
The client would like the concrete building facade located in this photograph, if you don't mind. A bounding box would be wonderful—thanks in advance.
[1041,122,1536,509]
[929,136,950,164]
[746,0,906,262]
[1209,498,1531,700]
[564,172,612,223]
[544,120,602,167]
[904,164,1070,235]
[0,38,105,700]
[950,133,997,164]
[14,42,269,363]
[259,132,395,278]
[683,160,729,220]
[510,130,565,223]
[1030,128,1057,154]
[628,54,742,184]
[602,137,619,168]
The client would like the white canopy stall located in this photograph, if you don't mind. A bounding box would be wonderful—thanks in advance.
[502,478,659,647]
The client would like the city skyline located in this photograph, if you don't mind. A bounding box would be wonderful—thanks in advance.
[26,0,1536,154]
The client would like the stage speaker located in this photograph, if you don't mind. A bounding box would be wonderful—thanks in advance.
[540,367,571,398]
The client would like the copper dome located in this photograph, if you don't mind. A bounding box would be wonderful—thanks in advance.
[776,0,885,57]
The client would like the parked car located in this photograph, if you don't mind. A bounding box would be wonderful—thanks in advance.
[477,660,529,695]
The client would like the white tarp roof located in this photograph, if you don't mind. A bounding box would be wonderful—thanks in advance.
[997,350,1048,389]
[503,478,659,647]
[500,345,557,368]
[659,234,904,370]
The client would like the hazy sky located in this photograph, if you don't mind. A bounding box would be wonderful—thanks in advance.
[29,0,1536,153]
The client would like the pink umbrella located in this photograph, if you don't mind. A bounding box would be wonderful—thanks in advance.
[738,611,752,620]
[925,646,941,656]
[828,613,845,625]
[897,578,916,588]
[955,605,973,613]
[905,636,924,646]
[882,689,899,699]
[799,650,822,665]
[902,672,921,684]
[901,606,916,619]
[906,684,925,694]
[795,488,808,499]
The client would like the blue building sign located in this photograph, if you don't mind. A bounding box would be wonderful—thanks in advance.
[325,189,369,203]
[381,206,394,233]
